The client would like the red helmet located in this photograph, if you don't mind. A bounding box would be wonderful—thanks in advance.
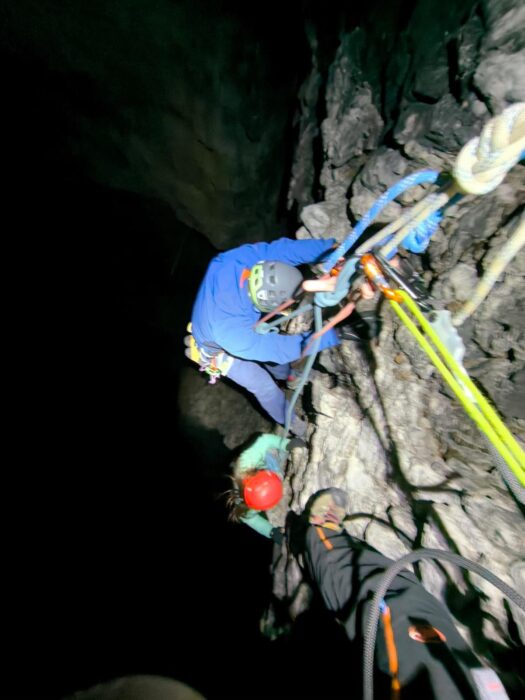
[242,469,283,510]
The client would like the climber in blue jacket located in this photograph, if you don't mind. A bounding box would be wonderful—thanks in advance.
[189,237,342,435]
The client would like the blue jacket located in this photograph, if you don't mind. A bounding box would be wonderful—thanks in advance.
[191,237,337,365]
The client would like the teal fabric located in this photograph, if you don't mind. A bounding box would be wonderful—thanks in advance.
[240,511,274,538]
[236,433,289,539]
[237,433,288,474]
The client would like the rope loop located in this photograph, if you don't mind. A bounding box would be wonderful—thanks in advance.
[314,258,358,308]
[322,170,440,273]
[453,102,525,195]
[402,210,443,253]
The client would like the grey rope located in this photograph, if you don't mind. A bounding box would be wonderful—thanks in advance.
[363,548,525,700]
[281,304,323,445]
[260,302,313,333]
[486,438,525,505]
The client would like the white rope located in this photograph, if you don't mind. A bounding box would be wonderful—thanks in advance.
[453,103,525,195]
[453,214,525,326]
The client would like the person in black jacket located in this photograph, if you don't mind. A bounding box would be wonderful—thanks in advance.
[287,488,510,700]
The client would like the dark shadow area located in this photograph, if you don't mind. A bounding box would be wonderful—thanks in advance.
[2,49,276,700]
[1,42,361,700]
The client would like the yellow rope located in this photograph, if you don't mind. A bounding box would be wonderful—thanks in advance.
[403,292,525,469]
[349,105,525,486]
[390,291,525,486]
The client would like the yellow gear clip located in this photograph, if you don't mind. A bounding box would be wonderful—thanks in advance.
[184,323,202,364]
[184,322,234,383]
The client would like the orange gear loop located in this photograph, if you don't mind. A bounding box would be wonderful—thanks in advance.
[360,253,403,302]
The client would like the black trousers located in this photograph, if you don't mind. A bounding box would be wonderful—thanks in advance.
[303,524,483,699]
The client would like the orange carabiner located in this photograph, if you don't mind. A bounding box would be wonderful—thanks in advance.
[360,254,403,302]
[329,258,346,277]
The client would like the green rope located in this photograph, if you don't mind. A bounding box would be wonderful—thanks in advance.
[402,292,525,472]
[390,291,525,486]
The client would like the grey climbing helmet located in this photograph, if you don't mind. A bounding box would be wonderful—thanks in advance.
[248,261,303,312]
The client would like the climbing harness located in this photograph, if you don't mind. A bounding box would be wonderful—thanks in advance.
[184,323,234,384]
[363,548,525,700]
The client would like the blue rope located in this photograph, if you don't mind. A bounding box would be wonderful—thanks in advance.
[314,257,359,308]
[255,303,313,335]
[264,449,286,475]
[401,210,444,254]
[399,192,463,255]
[321,170,440,273]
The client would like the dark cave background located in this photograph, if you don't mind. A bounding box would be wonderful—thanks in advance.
[2,3,355,698]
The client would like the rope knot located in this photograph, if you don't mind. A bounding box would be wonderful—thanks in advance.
[453,102,525,195]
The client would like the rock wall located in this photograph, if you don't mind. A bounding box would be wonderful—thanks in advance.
[279,0,525,682]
